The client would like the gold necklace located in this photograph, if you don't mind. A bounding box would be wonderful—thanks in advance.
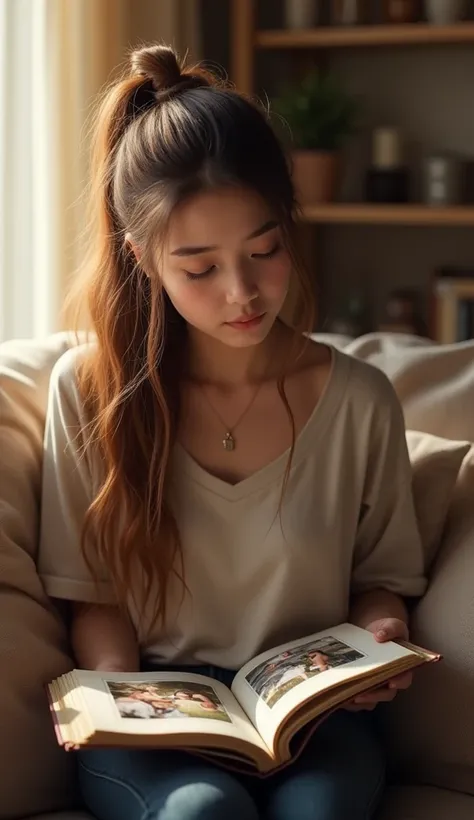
[199,381,264,452]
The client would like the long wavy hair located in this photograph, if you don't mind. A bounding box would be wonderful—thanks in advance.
[67,44,315,628]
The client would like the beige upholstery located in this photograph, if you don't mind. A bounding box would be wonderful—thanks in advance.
[1,331,474,819]
[378,786,474,819]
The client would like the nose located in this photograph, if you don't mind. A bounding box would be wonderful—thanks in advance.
[225,266,258,306]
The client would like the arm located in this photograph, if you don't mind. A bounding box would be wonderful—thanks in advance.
[350,588,408,636]
[72,603,140,672]
[38,350,138,672]
[347,371,426,710]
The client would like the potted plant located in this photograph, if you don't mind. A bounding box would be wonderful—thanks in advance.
[274,71,358,204]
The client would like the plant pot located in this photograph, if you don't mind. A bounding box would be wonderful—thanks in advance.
[292,151,340,204]
[384,0,418,23]
[284,0,319,29]
[425,0,466,24]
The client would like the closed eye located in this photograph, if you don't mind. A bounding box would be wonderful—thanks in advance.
[251,243,281,259]
[184,265,215,281]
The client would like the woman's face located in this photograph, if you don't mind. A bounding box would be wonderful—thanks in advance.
[159,186,292,349]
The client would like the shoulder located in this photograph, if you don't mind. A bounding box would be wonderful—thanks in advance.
[48,341,97,425]
[303,339,402,417]
[335,349,406,447]
[339,349,400,410]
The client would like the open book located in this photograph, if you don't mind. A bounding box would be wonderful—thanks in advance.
[48,623,440,775]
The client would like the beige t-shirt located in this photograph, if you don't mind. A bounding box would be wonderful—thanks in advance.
[38,343,427,669]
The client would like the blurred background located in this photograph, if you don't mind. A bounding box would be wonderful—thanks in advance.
[1,0,474,344]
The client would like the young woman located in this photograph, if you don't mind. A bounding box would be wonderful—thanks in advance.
[38,44,427,820]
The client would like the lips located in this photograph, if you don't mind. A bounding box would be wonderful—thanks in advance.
[229,313,264,324]
[225,312,266,330]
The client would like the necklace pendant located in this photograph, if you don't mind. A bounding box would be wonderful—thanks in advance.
[223,432,235,452]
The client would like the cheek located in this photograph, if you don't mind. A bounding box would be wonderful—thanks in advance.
[261,253,292,297]
[163,276,219,323]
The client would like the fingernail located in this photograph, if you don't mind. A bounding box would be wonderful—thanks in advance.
[377,630,387,640]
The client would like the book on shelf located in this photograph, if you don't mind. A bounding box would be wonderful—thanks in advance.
[48,623,440,776]
[433,277,474,343]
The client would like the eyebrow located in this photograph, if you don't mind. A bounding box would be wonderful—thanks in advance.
[170,220,279,257]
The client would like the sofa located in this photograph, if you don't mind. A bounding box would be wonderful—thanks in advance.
[1,330,474,820]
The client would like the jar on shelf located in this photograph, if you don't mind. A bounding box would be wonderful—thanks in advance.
[284,0,320,29]
[331,0,367,25]
[425,0,466,25]
[422,154,462,206]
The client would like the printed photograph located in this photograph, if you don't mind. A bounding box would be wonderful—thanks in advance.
[245,636,365,708]
[106,680,232,722]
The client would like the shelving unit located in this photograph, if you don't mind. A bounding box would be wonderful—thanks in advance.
[230,1,474,334]
[301,204,474,226]
[256,22,474,50]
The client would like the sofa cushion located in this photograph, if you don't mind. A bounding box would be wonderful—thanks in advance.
[0,333,79,818]
[378,784,474,820]
[380,445,474,796]
[406,431,470,570]
[340,333,474,442]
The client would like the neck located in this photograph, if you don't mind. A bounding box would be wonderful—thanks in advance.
[185,322,285,387]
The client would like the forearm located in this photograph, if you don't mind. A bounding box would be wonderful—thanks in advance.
[71,603,140,672]
[350,589,408,630]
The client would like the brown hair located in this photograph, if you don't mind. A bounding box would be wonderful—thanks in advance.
[67,44,315,628]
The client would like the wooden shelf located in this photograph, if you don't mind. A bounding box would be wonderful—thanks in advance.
[256,22,474,50]
[301,204,474,226]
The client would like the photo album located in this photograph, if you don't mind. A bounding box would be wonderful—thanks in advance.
[48,623,440,776]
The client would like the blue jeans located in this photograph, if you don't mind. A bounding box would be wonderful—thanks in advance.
[78,667,385,820]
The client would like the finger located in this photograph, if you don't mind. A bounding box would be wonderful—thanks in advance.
[373,620,408,643]
[344,702,377,712]
[387,672,413,691]
[374,626,399,642]
[354,688,398,705]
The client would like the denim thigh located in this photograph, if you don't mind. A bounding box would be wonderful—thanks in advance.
[78,747,260,820]
[261,710,386,820]
[78,710,384,820]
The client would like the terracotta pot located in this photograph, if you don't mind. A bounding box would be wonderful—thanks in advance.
[384,0,418,23]
[292,151,340,204]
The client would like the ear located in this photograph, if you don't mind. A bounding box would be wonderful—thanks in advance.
[125,232,142,263]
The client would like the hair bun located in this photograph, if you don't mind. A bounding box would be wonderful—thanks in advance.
[130,45,210,96]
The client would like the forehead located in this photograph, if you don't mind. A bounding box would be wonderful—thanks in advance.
[166,186,273,246]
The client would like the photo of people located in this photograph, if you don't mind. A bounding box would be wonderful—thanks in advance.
[245,637,365,708]
[106,680,232,722]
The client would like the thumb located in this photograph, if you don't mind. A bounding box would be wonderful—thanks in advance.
[374,619,408,642]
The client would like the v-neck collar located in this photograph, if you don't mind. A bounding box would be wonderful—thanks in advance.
[171,346,350,502]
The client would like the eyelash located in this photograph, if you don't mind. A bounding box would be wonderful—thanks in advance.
[184,243,282,281]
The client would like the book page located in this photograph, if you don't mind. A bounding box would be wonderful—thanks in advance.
[232,623,418,752]
[67,670,270,759]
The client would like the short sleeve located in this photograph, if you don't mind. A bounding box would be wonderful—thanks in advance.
[351,371,427,598]
[38,346,115,604]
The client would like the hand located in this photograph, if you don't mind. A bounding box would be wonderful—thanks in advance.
[345,617,412,712]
